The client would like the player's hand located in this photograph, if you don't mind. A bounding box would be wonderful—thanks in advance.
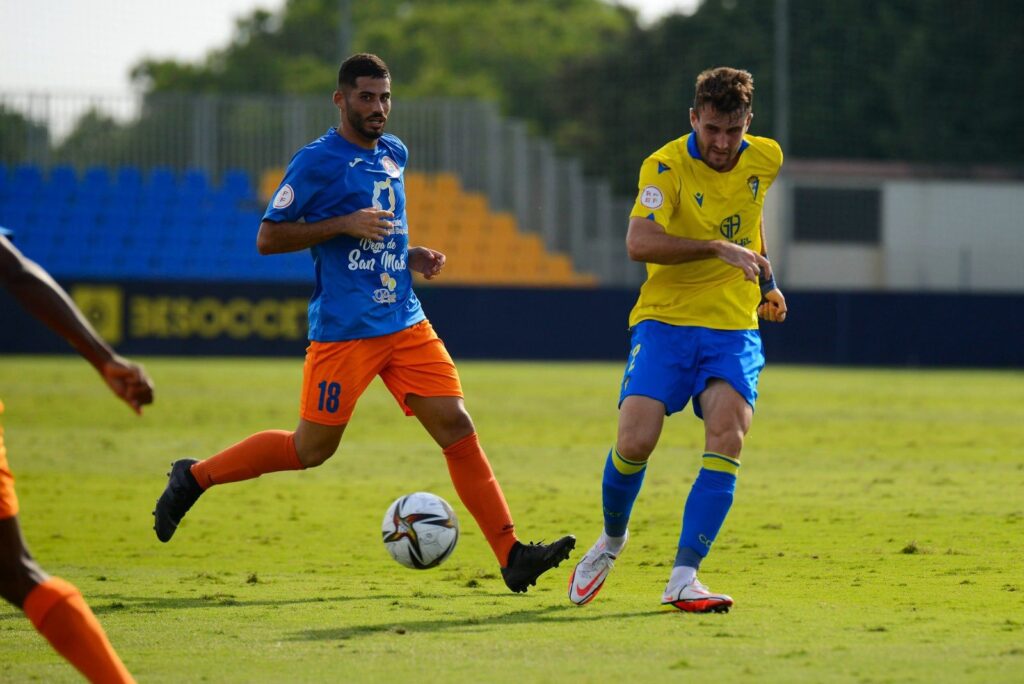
[101,355,154,415]
[758,287,787,323]
[409,246,446,280]
[342,208,394,241]
[715,241,771,283]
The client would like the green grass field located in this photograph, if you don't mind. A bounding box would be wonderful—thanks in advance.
[1,356,1022,683]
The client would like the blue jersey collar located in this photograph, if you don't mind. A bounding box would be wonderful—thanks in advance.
[687,132,749,161]
[329,126,383,154]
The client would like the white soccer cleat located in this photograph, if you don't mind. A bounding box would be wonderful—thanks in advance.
[568,533,627,606]
[661,578,733,613]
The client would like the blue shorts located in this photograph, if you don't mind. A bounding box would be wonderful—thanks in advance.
[618,320,765,418]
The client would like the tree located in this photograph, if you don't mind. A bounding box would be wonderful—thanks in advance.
[130,0,630,117]
[38,0,1024,190]
[0,106,50,165]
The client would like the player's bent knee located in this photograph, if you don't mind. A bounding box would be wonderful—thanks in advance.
[442,413,475,440]
[297,449,334,468]
[705,427,745,457]
[0,558,47,608]
[616,434,657,461]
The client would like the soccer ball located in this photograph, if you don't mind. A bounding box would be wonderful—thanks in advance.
[381,492,459,569]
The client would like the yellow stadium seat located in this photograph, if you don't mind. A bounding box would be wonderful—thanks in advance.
[408,171,595,287]
[404,171,428,198]
[489,213,518,239]
[259,167,285,203]
[461,193,489,217]
[433,172,462,199]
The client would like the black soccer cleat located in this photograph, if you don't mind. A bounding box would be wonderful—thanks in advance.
[153,459,203,542]
[501,535,576,593]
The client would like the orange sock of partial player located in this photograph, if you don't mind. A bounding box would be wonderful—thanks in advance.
[442,432,517,566]
[190,430,303,490]
[23,577,135,684]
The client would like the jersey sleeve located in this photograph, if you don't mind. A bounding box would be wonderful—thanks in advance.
[387,134,409,168]
[629,156,680,228]
[263,148,325,223]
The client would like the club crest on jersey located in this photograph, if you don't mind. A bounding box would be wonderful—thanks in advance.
[373,272,397,304]
[272,184,294,209]
[747,175,760,200]
[639,185,664,210]
[372,178,396,214]
[380,156,401,178]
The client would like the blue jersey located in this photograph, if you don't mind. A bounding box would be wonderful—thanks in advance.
[263,128,425,341]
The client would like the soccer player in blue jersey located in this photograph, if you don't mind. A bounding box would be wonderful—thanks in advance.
[568,67,787,612]
[153,53,574,593]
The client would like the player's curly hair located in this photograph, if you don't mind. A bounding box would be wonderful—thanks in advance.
[338,53,390,89]
[693,67,754,115]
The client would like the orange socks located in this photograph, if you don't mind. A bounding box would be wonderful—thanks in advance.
[443,432,517,566]
[190,430,302,489]
[23,577,135,684]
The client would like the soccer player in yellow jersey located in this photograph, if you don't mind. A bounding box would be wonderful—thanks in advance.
[569,67,787,612]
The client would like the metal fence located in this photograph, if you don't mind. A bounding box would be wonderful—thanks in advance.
[0,91,643,285]
[4,91,1023,293]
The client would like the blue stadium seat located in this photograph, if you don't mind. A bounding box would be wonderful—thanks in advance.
[0,204,30,230]
[26,203,62,231]
[12,164,43,198]
[199,206,234,231]
[79,166,111,196]
[116,166,144,197]
[45,165,78,200]
[67,200,101,222]
[164,204,194,226]
[97,208,138,240]
[142,167,177,206]
[181,168,209,194]
[115,256,148,279]
[11,226,49,256]
[219,169,255,201]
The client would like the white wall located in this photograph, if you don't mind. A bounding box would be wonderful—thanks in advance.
[883,181,1024,292]
[778,174,1024,292]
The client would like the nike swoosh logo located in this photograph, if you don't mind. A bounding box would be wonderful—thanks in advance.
[349,158,364,168]
[574,571,605,597]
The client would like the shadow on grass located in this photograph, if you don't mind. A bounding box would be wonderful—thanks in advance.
[288,604,665,641]
[81,592,402,616]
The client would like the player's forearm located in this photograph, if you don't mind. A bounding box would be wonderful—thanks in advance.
[627,231,725,265]
[4,256,114,370]
[256,217,347,254]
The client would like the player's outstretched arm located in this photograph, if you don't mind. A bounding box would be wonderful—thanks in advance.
[409,246,445,280]
[0,235,154,413]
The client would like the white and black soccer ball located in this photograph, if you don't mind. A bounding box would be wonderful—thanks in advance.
[381,492,459,569]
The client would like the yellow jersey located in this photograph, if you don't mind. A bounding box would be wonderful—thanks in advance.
[628,132,783,330]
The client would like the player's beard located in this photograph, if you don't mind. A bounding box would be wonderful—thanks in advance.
[701,140,735,171]
[350,109,386,140]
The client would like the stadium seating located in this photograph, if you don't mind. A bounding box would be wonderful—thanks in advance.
[0,163,594,286]
[259,167,596,287]
[0,163,308,282]
[403,171,596,286]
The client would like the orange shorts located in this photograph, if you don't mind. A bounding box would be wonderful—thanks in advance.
[0,400,19,520]
[299,320,463,425]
